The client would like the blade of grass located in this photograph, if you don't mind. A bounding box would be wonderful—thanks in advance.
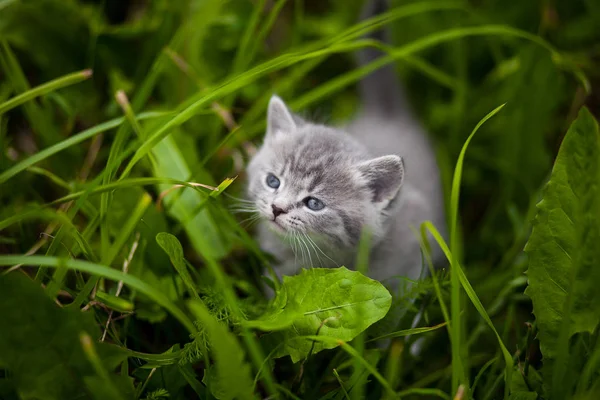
[290,24,560,111]
[43,177,211,207]
[115,90,145,139]
[25,166,73,191]
[417,224,452,337]
[200,251,277,396]
[351,229,372,400]
[0,68,92,115]
[472,357,498,396]
[0,208,96,270]
[123,39,230,261]
[231,0,267,73]
[69,192,152,307]
[0,255,196,333]
[29,134,163,284]
[96,2,198,267]
[367,321,448,342]
[305,336,396,398]
[80,332,124,400]
[177,365,207,399]
[151,134,229,258]
[447,103,506,394]
[424,221,513,398]
[116,1,474,176]
[237,56,325,131]
[238,25,573,142]
[396,388,451,400]
[0,111,169,185]
[384,340,403,398]
[333,369,351,400]
[123,348,182,365]
[245,0,287,69]
[0,86,8,169]
[0,41,61,146]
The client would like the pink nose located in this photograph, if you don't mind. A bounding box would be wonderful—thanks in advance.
[271,204,287,218]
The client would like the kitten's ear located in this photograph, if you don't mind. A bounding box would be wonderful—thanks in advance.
[357,155,404,203]
[267,95,296,138]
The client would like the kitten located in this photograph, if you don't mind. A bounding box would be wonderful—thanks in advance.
[245,0,446,291]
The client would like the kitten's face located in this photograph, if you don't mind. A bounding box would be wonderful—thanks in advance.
[246,96,404,248]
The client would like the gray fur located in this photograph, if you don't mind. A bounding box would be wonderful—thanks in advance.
[245,0,446,290]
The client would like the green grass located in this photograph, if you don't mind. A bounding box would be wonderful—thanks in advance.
[1,0,599,399]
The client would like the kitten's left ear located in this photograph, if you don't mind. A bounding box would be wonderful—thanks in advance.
[267,95,296,138]
[357,155,405,203]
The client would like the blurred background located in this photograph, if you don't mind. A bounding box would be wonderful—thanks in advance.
[1,0,599,398]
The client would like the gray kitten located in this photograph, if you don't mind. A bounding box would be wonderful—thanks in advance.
[245,1,446,291]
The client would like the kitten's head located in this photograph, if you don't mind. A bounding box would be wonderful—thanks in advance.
[246,95,404,248]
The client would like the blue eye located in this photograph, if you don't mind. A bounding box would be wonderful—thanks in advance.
[304,196,325,211]
[266,173,280,189]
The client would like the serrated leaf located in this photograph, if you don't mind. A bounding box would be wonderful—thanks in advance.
[188,300,254,400]
[250,267,391,363]
[525,107,600,396]
[509,365,542,400]
[0,273,130,400]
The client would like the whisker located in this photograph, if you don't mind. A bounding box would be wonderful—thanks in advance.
[239,214,261,227]
[230,208,259,214]
[287,232,298,267]
[296,233,306,268]
[304,233,338,267]
[298,234,313,269]
[303,232,324,268]
[244,218,262,229]
[222,192,254,203]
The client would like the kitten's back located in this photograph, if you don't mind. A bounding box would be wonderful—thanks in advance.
[349,0,443,207]
[349,0,447,274]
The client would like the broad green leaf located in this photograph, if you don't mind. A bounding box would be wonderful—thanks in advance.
[525,107,600,398]
[156,232,199,299]
[188,300,254,400]
[252,267,391,363]
[0,273,131,400]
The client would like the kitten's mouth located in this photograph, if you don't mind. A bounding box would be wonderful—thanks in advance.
[269,219,287,232]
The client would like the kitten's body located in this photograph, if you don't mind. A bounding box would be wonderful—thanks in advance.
[246,0,446,290]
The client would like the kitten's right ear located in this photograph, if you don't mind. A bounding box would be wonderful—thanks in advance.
[357,155,405,203]
[267,95,296,138]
